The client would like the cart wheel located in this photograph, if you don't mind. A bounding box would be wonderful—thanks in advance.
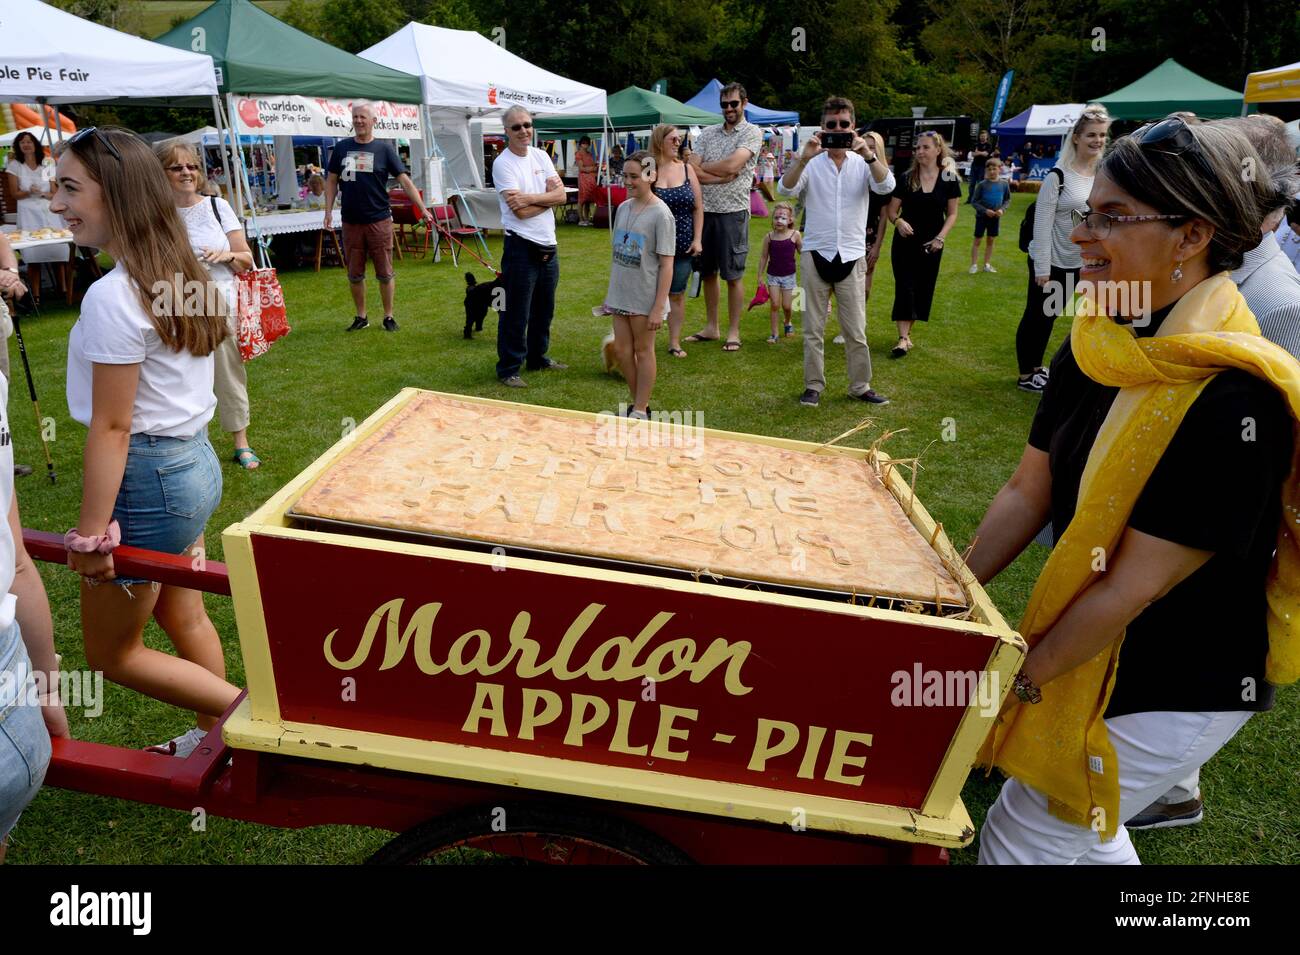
[366,802,694,865]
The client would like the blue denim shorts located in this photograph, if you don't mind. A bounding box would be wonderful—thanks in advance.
[767,273,797,290]
[112,433,222,586]
[0,620,51,843]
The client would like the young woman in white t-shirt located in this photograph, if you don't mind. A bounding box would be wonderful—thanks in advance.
[155,142,260,470]
[51,127,240,757]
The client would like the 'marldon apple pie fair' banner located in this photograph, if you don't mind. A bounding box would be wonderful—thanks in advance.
[231,94,422,140]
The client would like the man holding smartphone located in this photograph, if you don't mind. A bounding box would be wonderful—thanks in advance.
[780,96,895,407]
[685,82,762,352]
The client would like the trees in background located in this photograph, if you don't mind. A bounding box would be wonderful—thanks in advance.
[58,0,1300,126]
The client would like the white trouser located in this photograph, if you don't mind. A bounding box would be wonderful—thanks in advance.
[979,710,1252,865]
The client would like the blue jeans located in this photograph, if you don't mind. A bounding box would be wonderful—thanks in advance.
[496,233,560,380]
[112,432,222,585]
[0,621,51,842]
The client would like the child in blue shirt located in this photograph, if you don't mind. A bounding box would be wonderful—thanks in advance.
[969,158,1011,273]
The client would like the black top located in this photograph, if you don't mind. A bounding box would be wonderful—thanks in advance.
[865,189,888,247]
[326,138,407,225]
[971,141,992,181]
[1028,305,1290,717]
[890,172,962,243]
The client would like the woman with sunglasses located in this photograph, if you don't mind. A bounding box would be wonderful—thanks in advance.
[51,128,240,758]
[650,124,703,358]
[966,118,1300,863]
[4,131,71,304]
[155,141,260,471]
[885,130,961,358]
[1017,105,1110,393]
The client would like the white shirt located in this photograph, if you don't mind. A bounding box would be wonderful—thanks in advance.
[0,372,16,632]
[493,146,559,246]
[1231,235,1300,360]
[178,196,242,317]
[66,265,216,438]
[777,150,896,262]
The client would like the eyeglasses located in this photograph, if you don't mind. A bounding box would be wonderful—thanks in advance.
[509,122,533,132]
[823,120,853,130]
[1070,208,1187,239]
[719,100,742,109]
[166,164,201,173]
[67,126,122,163]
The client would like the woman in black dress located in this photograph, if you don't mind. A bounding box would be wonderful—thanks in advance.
[886,131,961,357]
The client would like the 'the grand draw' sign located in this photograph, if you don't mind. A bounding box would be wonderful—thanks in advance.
[231,94,422,140]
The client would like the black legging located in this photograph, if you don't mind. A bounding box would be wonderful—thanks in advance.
[1015,257,1078,375]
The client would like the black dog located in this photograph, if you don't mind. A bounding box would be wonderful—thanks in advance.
[463,272,505,339]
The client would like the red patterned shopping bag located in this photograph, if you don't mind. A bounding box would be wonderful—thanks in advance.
[234,267,290,361]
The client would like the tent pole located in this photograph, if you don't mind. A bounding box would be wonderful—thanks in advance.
[224,93,247,218]
[604,114,612,233]
[212,95,236,213]
[38,97,51,148]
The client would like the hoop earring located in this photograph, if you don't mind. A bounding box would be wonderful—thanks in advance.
[1171,261,1183,283]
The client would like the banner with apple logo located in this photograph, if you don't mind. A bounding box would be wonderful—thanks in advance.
[231,94,422,139]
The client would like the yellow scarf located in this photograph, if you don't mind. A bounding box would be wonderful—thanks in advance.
[978,273,1300,840]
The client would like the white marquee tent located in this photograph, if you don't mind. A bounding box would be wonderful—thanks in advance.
[0,0,217,104]
[0,0,224,208]
[359,23,606,202]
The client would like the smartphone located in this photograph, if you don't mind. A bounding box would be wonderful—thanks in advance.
[820,131,853,149]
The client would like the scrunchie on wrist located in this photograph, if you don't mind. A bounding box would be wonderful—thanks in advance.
[64,520,121,555]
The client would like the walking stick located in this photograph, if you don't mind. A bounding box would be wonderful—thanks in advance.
[11,293,55,484]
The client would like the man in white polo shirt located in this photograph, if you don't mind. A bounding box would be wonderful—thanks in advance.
[493,106,569,387]
[779,95,896,407]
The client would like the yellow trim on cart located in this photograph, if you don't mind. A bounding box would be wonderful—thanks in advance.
[222,698,976,847]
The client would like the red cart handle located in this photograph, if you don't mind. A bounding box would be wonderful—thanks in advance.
[22,529,231,596]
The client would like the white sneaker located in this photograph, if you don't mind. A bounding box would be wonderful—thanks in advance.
[145,726,207,758]
[968,264,979,274]
[983,264,997,273]
[832,334,845,345]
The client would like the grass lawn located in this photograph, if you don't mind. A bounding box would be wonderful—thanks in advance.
[7,191,1298,864]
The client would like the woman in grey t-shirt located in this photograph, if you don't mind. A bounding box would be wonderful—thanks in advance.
[601,152,676,419]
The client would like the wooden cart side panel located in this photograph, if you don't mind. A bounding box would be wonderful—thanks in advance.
[919,635,1026,817]
[221,527,280,723]
[221,699,976,847]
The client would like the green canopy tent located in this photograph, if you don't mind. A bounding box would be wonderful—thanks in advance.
[1097,58,1244,120]
[151,0,423,216]
[534,85,723,134]
[154,0,422,103]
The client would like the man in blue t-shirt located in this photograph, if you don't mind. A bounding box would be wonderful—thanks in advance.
[324,102,432,333]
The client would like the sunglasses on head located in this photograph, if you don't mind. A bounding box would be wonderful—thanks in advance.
[68,126,122,163]
[823,120,853,130]
[509,121,533,132]
[720,99,742,109]
[166,163,200,173]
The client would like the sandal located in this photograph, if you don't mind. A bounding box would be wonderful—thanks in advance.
[668,346,688,358]
[233,447,261,470]
[889,337,913,359]
[765,335,779,344]
[683,332,719,343]
[722,340,742,352]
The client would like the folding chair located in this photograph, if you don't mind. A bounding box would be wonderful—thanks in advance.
[432,196,485,267]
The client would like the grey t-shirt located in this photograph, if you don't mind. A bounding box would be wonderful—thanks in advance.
[605,198,676,315]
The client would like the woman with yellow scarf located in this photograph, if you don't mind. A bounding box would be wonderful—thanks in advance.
[966,118,1300,864]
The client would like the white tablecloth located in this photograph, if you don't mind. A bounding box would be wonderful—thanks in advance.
[447,190,503,231]
[244,209,341,238]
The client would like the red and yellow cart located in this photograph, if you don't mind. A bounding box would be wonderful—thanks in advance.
[32,390,1024,863]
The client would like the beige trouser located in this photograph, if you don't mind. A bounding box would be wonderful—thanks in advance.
[801,252,872,396]
[214,331,250,434]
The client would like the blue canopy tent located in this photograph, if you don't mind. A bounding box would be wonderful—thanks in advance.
[684,79,800,126]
